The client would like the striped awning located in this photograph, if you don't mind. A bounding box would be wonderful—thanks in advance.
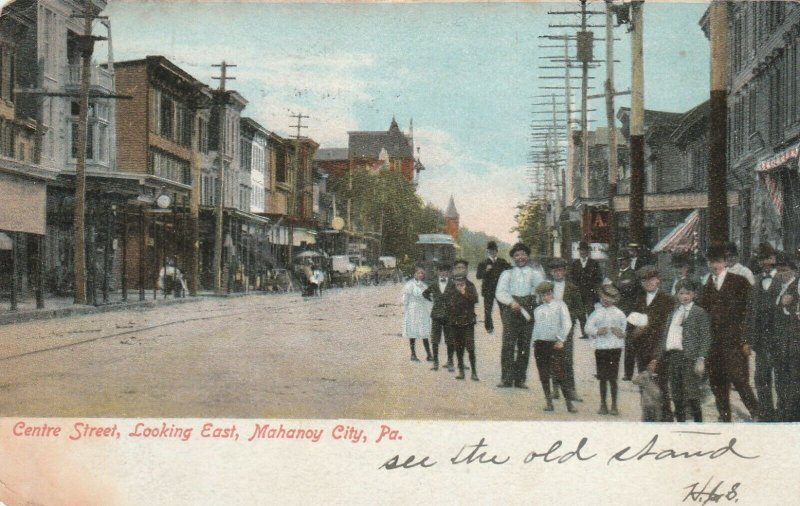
[652,210,700,253]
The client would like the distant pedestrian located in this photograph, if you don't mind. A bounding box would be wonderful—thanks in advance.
[495,242,544,389]
[448,274,480,381]
[656,279,711,423]
[585,284,626,416]
[476,241,511,334]
[402,266,433,362]
[532,281,577,413]
[699,243,759,422]
[627,242,654,271]
[423,263,455,371]
[569,241,603,324]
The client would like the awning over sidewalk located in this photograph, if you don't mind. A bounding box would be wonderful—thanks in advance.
[652,210,699,253]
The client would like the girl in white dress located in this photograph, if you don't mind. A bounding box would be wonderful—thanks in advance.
[403,266,433,361]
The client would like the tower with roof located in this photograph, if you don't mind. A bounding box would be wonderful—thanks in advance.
[445,195,460,241]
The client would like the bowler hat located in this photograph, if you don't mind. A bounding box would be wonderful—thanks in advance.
[453,274,467,282]
[487,241,498,251]
[454,258,469,267]
[725,242,739,257]
[549,258,568,270]
[578,241,590,251]
[617,249,631,261]
[510,242,531,256]
[436,262,452,271]
[755,242,777,260]
[706,243,728,261]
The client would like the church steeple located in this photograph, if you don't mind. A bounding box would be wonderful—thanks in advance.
[445,195,460,241]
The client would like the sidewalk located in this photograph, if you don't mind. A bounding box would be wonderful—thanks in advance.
[0,288,279,326]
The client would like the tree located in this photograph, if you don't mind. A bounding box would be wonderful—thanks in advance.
[512,196,549,256]
[457,228,510,266]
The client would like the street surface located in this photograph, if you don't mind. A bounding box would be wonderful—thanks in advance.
[0,284,753,421]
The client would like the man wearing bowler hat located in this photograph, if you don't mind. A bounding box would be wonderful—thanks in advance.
[611,248,643,380]
[476,241,511,334]
[569,241,603,323]
[699,243,759,422]
[495,242,545,389]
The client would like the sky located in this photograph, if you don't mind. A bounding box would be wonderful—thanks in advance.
[91,1,711,243]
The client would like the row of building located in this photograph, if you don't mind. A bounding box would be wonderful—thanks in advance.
[556,1,800,264]
[0,0,423,305]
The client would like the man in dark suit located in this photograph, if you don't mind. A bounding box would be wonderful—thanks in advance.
[476,241,511,334]
[568,241,603,323]
[630,266,676,421]
[770,252,799,421]
[548,258,585,401]
[611,249,643,380]
[746,243,780,421]
[423,263,455,371]
[699,244,759,423]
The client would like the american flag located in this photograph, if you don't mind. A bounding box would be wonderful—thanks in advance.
[761,172,784,215]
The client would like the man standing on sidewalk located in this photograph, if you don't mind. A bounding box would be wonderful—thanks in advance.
[476,241,511,334]
[700,244,759,422]
[569,241,603,324]
[495,243,545,389]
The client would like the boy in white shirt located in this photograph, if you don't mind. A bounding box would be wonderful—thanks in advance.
[532,281,576,413]
[585,284,627,415]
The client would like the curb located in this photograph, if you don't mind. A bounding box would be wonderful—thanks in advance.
[0,290,280,326]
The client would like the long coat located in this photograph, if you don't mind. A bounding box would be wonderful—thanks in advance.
[746,272,781,353]
[772,278,800,421]
[612,267,642,315]
[476,257,511,296]
[402,279,432,339]
[700,272,750,351]
[631,290,674,366]
[569,258,603,314]
[560,281,586,329]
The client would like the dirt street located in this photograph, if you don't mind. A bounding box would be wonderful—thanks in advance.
[0,284,753,421]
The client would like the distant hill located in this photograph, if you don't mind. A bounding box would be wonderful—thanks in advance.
[457,228,512,267]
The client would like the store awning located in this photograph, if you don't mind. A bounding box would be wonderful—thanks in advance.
[652,210,699,253]
[757,143,800,172]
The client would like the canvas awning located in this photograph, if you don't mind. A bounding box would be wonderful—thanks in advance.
[0,173,47,235]
[652,210,699,253]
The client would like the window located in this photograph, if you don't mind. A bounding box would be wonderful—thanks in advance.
[149,149,190,184]
[197,117,209,154]
[160,94,174,139]
[41,8,57,77]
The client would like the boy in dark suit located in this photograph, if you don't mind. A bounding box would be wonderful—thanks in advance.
[476,241,511,334]
[449,274,480,381]
[656,279,711,422]
[699,244,759,422]
[629,266,675,421]
[423,263,455,371]
[612,249,643,380]
[548,258,585,402]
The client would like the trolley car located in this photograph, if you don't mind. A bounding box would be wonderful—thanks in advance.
[415,234,457,282]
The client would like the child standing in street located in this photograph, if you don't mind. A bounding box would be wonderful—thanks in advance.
[532,281,576,413]
[402,266,433,362]
[448,274,480,380]
[585,284,627,416]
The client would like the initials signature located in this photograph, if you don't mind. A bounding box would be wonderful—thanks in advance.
[683,477,740,504]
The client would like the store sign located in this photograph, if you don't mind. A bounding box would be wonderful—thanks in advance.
[571,242,608,260]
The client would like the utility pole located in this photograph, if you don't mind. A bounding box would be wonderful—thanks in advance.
[629,0,645,247]
[708,0,729,245]
[579,0,591,200]
[605,0,619,266]
[288,112,309,261]
[211,61,236,293]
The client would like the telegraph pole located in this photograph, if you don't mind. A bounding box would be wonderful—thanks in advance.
[288,112,309,261]
[211,61,236,292]
[629,0,645,247]
[605,0,619,265]
[708,0,729,244]
[71,0,108,305]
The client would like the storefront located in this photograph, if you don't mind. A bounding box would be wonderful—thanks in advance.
[753,142,800,253]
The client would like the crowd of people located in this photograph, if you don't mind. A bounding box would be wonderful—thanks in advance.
[400,238,800,423]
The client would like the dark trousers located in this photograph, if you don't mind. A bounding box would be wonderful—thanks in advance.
[708,346,759,422]
[483,293,495,331]
[500,307,533,385]
[534,340,567,385]
[431,318,454,365]
[754,347,779,421]
[665,350,702,422]
[624,331,637,379]
[452,325,476,372]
